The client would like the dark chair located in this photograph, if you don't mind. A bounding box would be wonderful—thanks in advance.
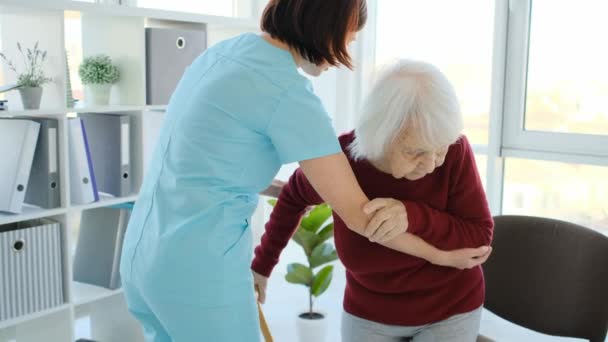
[478,215,608,342]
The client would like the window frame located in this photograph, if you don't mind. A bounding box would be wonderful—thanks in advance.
[502,0,608,162]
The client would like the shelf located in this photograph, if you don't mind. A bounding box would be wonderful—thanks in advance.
[0,108,69,118]
[0,206,67,226]
[0,304,71,330]
[71,194,138,212]
[72,105,167,113]
[0,105,167,118]
[72,281,124,307]
[0,0,259,29]
[144,105,168,112]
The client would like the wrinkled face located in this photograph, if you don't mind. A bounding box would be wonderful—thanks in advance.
[383,131,449,181]
[300,31,358,77]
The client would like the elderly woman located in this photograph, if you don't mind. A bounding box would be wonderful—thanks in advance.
[252,60,494,342]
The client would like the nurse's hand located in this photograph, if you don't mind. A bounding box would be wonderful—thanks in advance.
[253,270,269,304]
[260,179,286,198]
[363,198,408,243]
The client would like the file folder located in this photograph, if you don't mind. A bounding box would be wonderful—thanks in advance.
[68,118,99,205]
[145,27,207,105]
[73,203,133,290]
[80,113,132,197]
[25,118,61,209]
[0,119,40,213]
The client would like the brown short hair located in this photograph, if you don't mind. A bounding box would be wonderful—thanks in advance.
[261,0,367,69]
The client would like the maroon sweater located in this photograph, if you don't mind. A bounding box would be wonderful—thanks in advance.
[251,132,493,325]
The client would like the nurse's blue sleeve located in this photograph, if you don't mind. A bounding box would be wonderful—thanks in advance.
[266,83,341,164]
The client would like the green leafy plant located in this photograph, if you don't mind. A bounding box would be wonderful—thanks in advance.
[78,54,120,85]
[0,42,52,87]
[268,199,338,319]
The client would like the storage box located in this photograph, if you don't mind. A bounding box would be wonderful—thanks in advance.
[0,219,64,321]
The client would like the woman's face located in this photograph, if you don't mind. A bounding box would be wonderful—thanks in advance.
[301,31,358,77]
[383,131,449,181]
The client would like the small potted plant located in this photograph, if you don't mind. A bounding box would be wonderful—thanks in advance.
[269,200,338,342]
[0,42,52,110]
[79,54,120,106]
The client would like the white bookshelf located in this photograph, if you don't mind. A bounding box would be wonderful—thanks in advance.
[0,105,168,119]
[72,282,124,307]
[0,1,261,341]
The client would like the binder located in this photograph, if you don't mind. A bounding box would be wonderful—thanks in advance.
[25,118,61,209]
[68,118,99,205]
[145,27,207,105]
[73,203,133,290]
[0,119,40,213]
[80,113,132,197]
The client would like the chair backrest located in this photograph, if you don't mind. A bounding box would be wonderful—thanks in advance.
[483,215,608,342]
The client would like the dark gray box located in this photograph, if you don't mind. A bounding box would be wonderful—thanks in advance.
[145,27,207,105]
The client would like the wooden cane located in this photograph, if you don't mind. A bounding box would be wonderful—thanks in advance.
[256,285,274,342]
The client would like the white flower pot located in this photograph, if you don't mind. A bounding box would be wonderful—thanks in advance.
[296,312,328,342]
[85,83,112,106]
[18,86,43,110]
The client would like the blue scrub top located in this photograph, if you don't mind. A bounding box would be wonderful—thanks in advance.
[121,33,341,293]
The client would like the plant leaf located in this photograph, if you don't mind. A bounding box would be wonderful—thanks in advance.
[300,204,332,233]
[311,265,333,297]
[309,242,338,268]
[317,223,334,244]
[292,228,320,256]
[285,263,313,286]
[267,198,277,207]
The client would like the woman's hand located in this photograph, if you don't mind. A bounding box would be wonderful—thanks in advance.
[363,198,408,242]
[434,246,493,270]
[260,179,287,198]
[253,270,269,304]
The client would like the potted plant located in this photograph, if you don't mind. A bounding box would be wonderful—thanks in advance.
[79,54,120,106]
[0,42,52,110]
[269,200,338,342]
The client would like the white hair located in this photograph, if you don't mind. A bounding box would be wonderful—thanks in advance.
[349,59,463,161]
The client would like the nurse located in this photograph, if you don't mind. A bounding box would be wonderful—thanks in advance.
[120,0,401,341]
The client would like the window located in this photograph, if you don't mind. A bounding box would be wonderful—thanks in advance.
[503,158,608,234]
[502,0,608,157]
[65,11,84,104]
[525,0,608,136]
[374,0,495,146]
[0,22,6,101]
[136,0,236,17]
[474,154,487,190]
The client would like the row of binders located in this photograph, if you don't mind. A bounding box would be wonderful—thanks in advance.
[0,113,132,214]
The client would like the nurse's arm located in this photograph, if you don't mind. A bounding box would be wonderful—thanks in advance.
[299,152,370,234]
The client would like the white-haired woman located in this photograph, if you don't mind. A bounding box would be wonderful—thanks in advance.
[252,59,494,342]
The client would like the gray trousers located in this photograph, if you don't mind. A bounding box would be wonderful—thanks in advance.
[341,307,482,342]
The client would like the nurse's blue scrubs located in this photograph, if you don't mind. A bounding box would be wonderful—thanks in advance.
[119,33,341,341]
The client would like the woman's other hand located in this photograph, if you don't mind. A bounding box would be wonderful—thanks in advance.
[435,246,493,270]
[253,270,269,304]
[363,198,409,243]
[260,179,287,198]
